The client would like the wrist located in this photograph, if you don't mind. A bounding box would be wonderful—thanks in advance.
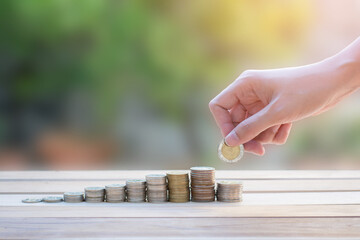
[326,51,360,94]
[331,37,360,91]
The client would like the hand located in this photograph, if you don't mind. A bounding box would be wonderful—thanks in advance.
[209,55,360,155]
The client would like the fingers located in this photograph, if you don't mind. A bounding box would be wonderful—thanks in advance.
[209,86,245,137]
[243,140,265,156]
[229,104,247,124]
[254,123,292,145]
[273,123,292,144]
[243,123,291,155]
[225,104,276,146]
[254,125,281,143]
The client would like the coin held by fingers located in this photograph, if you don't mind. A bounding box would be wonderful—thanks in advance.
[218,139,244,163]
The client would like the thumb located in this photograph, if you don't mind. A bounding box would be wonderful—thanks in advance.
[225,105,276,146]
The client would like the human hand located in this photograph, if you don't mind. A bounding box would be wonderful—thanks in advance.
[209,55,360,155]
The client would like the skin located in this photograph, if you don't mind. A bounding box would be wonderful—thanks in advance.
[209,37,360,155]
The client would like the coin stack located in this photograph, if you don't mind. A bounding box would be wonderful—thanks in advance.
[216,180,243,202]
[126,179,146,202]
[105,184,126,203]
[85,187,105,203]
[190,167,216,202]
[167,171,190,203]
[146,174,168,203]
[43,196,63,203]
[64,192,84,203]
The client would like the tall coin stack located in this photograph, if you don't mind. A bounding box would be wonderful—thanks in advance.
[105,184,126,203]
[63,192,84,203]
[126,179,146,202]
[146,174,168,202]
[216,180,243,202]
[167,171,190,202]
[190,167,216,202]
[85,187,105,203]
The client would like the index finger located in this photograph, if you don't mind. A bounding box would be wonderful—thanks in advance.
[209,86,244,137]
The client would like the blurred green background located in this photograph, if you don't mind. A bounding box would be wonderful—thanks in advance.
[1,0,360,170]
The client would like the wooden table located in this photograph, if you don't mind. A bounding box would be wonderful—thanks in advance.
[1,170,360,239]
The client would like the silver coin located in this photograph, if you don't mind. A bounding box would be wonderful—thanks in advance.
[86,192,105,198]
[85,197,104,203]
[22,198,43,203]
[106,199,123,202]
[64,192,84,197]
[64,192,84,203]
[64,198,84,203]
[126,179,146,183]
[218,180,243,185]
[43,196,63,203]
[146,174,166,178]
[190,166,215,171]
[85,187,105,191]
[105,184,126,189]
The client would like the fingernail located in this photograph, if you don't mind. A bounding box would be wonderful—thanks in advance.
[225,131,240,146]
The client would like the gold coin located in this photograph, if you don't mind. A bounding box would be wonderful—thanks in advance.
[166,171,188,176]
[218,139,244,163]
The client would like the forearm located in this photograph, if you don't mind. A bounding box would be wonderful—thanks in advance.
[211,36,360,150]
[328,36,360,92]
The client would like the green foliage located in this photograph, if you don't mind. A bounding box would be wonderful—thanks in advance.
[0,0,310,120]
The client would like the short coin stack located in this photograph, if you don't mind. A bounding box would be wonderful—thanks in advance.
[190,167,216,202]
[43,196,63,203]
[126,179,146,202]
[105,184,126,203]
[167,171,190,202]
[64,192,84,203]
[85,187,105,203]
[216,180,243,202]
[146,174,168,202]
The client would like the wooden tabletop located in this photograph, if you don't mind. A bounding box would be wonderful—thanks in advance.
[1,170,360,239]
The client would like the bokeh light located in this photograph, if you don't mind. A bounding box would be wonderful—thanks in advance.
[1,0,360,170]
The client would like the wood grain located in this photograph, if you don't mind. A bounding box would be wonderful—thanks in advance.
[1,179,360,194]
[1,217,360,239]
[1,203,360,218]
[2,170,360,239]
[2,191,360,207]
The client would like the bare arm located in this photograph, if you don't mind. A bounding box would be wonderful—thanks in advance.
[209,37,360,155]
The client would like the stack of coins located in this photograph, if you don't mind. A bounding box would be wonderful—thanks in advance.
[105,184,126,203]
[146,174,168,203]
[42,196,63,203]
[190,167,216,202]
[64,192,84,203]
[85,187,105,203]
[216,180,243,202]
[126,179,146,202]
[167,171,190,202]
